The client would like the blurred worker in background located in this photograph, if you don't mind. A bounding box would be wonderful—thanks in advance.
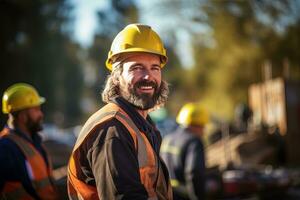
[0,83,59,199]
[68,24,173,200]
[160,103,209,200]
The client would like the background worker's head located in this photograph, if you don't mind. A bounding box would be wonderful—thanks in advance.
[176,103,209,137]
[102,24,169,110]
[2,83,45,134]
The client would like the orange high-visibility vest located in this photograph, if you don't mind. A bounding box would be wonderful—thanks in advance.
[68,103,172,200]
[0,128,59,200]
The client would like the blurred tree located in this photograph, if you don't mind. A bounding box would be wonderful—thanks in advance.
[193,0,300,119]
[137,0,300,120]
[0,0,83,127]
[193,0,265,119]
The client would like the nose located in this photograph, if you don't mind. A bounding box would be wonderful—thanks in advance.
[40,111,44,119]
[143,74,150,80]
[38,108,44,119]
[142,69,151,80]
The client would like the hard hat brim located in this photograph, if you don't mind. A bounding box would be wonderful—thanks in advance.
[106,48,168,71]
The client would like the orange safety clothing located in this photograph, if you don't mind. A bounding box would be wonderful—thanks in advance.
[68,103,172,200]
[0,128,58,200]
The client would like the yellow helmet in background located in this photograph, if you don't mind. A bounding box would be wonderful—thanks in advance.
[176,103,209,127]
[106,24,168,71]
[2,83,45,114]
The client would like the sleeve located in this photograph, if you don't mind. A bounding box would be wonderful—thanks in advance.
[90,121,148,200]
[0,139,40,199]
[184,139,205,200]
[0,140,11,192]
[0,139,22,192]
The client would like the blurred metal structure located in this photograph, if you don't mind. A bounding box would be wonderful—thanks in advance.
[249,77,300,165]
[249,78,287,135]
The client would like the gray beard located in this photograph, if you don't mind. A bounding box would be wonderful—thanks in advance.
[121,86,161,110]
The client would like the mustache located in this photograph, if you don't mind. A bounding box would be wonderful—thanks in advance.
[134,80,158,89]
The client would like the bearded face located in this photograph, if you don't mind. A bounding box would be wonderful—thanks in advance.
[25,106,44,133]
[117,53,168,110]
[101,53,169,110]
[120,79,162,110]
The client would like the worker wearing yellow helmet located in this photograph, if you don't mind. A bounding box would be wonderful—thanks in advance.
[0,83,59,199]
[176,103,209,136]
[160,103,209,200]
[68,24,172,200]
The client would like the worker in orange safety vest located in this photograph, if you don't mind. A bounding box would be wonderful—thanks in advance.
[0,83,59,200]
[67,24,173,200]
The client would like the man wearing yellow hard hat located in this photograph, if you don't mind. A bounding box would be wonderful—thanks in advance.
[67,24,172,200]
[0,83,59,199]
[160,103,209,200]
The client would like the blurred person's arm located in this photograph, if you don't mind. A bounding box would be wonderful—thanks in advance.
[184,139,205,200]
[0,140,9,192]
[0,138,40,198]
[0,139,18,192]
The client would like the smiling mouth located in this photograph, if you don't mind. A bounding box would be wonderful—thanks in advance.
[134,80,157,94]
[137,85,155,94]
[139,85,154,90]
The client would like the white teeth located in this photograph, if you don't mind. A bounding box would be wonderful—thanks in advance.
[140,86,153,89]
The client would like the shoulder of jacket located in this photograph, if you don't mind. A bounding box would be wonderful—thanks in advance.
[0,136,24,159]
[0,137,13,148]
[74,104,128,147]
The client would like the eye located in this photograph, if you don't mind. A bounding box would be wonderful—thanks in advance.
[130,64,143,72]
[152,65,161,72]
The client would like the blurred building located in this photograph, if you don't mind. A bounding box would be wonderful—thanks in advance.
[249,78,300,166]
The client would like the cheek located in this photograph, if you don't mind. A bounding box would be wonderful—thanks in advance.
[154,71,162,84]
[119,76,132,90]
[125,73,137,85]
[156,76,162,87]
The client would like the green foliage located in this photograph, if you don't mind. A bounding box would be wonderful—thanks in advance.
[162,0,300,120]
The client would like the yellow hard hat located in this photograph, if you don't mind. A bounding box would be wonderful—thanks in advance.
[2,83,45,114]
[106,24,168,71]
[176,103,209,127]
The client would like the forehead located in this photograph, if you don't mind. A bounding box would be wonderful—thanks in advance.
[26,106,41,113]
[122,53,161,66]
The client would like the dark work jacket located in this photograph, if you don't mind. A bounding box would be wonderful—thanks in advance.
[160,127,205,200]
[0,126,49,200]
[70,97,170,200]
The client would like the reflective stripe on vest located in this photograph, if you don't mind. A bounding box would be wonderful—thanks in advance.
[160,137,180,155]
[68,103,160,200]
[115,111,158,198]
[0,130,58,200]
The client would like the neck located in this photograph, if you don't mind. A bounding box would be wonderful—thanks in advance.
[186,126,203,139]
[137,109,148,119]
[115,97,149,119]
[10,121,32,139]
